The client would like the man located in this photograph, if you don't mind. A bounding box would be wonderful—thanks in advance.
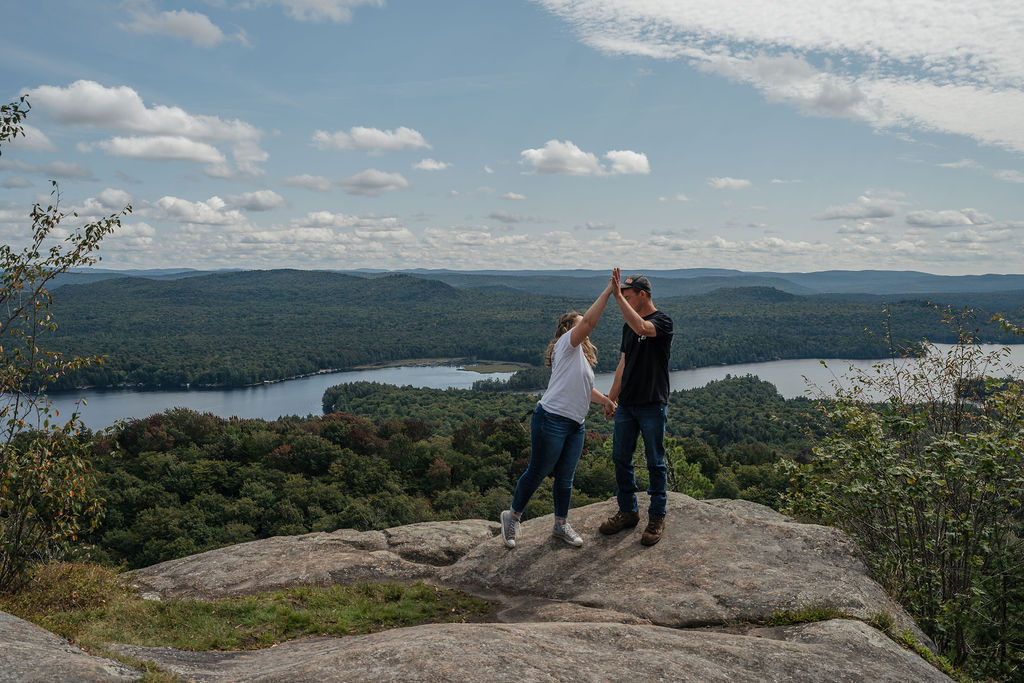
[600,268,674,545]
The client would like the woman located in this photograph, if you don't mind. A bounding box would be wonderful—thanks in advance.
[501,279,617,548]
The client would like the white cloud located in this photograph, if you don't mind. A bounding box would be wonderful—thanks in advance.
[261,0,384,23]
[225,190,288,211]
[0,159,32,173]
[586,220,614,231]
[352,223,415,241]
[115,222,156,238]
[6,124,55,151]
[837,221,886,235]
[707,177,751,190]
[700,53,873,120]
[312,126,430,154]
[338,169,411,196]
[1,177,31,189]
[521,139,603,175]
[293,211,400,230]
[815,194,902,220]
[97,188,133,210]
[534,1,1024,154]
[28,81,256,142]
[945,228,1013,244]
[413,158,450,171]
[68,197,112,218]
[994,169,1024,184]
[152,195,247,225]
[939,159,981,169]
[520,139,649,176]
[0,158,94,180]
[25,81,266,174]
[119,5,239,48]
[44,161,94,180]
[426,227,493,247]
[488,210,522,224]
[105,221,157,250]
[295,211,360,228]
[501,192,526,200]
[604,149,651,174]
[241,227,338,245]
[905,208,992,228]
[281,174,333,192]
[484,165,494,174]
[94,136,227,164]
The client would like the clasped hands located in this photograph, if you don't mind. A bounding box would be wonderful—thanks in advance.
[603,398,617,419]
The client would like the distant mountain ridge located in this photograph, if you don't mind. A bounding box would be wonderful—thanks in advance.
[54,267,237,289]
[394,268,1024,297]
[60,266,1024,298]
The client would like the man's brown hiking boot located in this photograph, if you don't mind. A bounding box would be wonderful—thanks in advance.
[641,515,665,546]
[599,510,640,535]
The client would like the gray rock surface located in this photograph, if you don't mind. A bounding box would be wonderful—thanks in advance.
[443,495,925,639]
[0,610,139,682]
[110,619,949,683]
[7,495,951,681]
[130,519,498,600]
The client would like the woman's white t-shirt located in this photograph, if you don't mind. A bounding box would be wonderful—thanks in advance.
[539,332,595,424]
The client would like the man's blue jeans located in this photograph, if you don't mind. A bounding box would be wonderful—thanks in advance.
[510,404,585,520]
[612,402,668,517]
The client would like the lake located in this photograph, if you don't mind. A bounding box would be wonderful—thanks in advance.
[44,344,1024,431]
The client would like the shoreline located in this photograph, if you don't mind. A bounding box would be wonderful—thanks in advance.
[50,342,1024,395]
[52,358,533,394]
[349,358,532,373]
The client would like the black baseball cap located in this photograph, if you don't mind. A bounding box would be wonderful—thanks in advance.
[621,274,651,294]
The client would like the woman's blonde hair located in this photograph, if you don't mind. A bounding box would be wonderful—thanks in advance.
[545,311,597,368]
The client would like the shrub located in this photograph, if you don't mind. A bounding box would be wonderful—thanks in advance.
[784,312,1024,678]
[0,97,129,592]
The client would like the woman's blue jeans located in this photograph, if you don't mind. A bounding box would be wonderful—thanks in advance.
[612,402,668,517]
[510,404,585,520]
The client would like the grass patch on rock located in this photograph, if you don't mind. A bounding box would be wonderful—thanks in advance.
[1,562,494,654]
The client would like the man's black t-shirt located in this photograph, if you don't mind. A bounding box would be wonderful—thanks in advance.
[618,310,673,405]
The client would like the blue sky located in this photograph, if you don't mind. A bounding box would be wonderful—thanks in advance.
[2,0,1023,275]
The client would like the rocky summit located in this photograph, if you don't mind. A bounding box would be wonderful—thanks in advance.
[2,494,952,681]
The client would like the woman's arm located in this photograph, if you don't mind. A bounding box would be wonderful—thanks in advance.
[569,278,616,347]
[591,387,615,413]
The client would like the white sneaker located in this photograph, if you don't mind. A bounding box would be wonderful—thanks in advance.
[501,509,522,548]
[552,521,583,547]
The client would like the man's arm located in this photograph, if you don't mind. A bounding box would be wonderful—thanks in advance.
[611,268,657,337]
[608,352,625,404]
[614,294,657,337]
[614,294,655,342]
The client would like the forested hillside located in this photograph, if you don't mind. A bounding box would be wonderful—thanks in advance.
[85,375,821,569]
[48,269,1023,390]
[50,270,564,388]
